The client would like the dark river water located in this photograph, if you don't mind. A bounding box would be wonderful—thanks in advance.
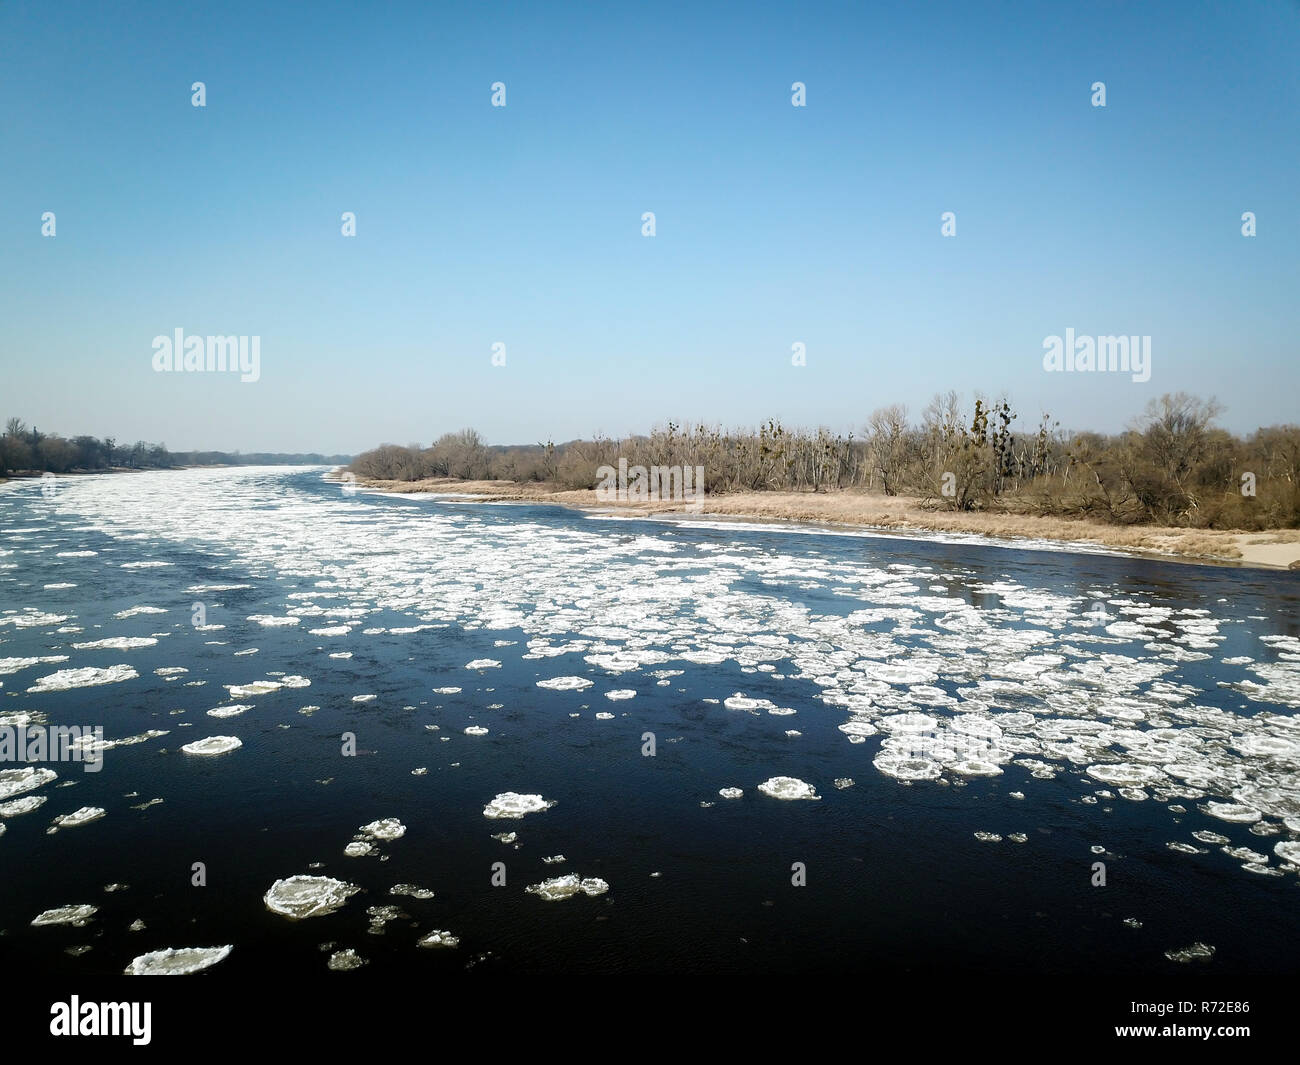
[1,467,1298,976]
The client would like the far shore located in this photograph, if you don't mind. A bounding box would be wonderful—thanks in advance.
[345,474,1300,572]
[0,462,308,483]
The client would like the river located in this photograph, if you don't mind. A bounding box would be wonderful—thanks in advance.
[1,466,1298,975]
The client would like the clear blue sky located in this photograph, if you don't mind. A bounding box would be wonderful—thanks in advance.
[2,0,1297,453]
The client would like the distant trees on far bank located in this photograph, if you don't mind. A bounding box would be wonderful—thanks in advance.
[0,418,351,476]
[349,393,1300,531]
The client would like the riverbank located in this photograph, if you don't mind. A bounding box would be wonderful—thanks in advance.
[347,475,1300,571]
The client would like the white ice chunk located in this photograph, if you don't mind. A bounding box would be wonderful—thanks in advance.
[264,875,360,919]
[125,945,233,975]
[180,736,242,756]
[483,792,555,819]
[757,776,820,800]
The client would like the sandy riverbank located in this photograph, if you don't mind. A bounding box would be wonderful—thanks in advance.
[346,476,1300,572]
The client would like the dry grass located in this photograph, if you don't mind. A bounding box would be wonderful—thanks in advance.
[351,477,1300,569]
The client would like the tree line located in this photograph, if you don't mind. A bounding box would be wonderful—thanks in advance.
[349,394,1300,530]
[0,418,351,476]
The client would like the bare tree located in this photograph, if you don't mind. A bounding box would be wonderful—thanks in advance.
[867,405,909,495]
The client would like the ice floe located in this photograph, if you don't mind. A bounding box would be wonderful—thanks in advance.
[32,904,97,927]
[525,874,609,901]
[390,883,435,899]
[49,806,105,831]
[359,818,406,841]
[180,736,242,756]
[0,767,57,801]
[0,794,47,817]
[0,655,69,675]
[207,704,250,718]
[537,676,593,691]
[1165,942,1215,963]
[483,793,555,819]
[27,664,138,693]
[1274,842,1300,865]
[125,945,233,975]
[264,875,360,919]
[328,948,367,970]
[757,777,820,800]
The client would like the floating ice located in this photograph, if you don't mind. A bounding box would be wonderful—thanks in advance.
[390,884,436,899]
[226,681,281,699]
[949,760,1004,777]
[879,712,938,734]
[0,655,69,675]
[464,725,489,735]
[359,818,406,841]
[1203,802,1261,824]
[264,875,360,919]
[724,693,769,712]
[27,664,138,693]
[1085,763,1167,788]
[1273,841,1300,865]
[1165,942,1215,963]
[605,689,637,700]
[594,712,614,720]
[207,704,250,718]
[0,767,57,801]
[432,687,462,695]
[125,945,233,975]
[181,736,242,756]
[328,948,367,970]
[32,904,97,927]
[0,794,47,817]
[466,659,501,670]
[873,753,943,781]
[525,874,610,901]
[718,787,744,799]
[49,806,105,831]
[537,676,592,691]
[71,637,157,651]
[757,776,820,800]
[365,904,405,933]
[418,930,460,948]
[114,606,168,619]
[483,792,555,819]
